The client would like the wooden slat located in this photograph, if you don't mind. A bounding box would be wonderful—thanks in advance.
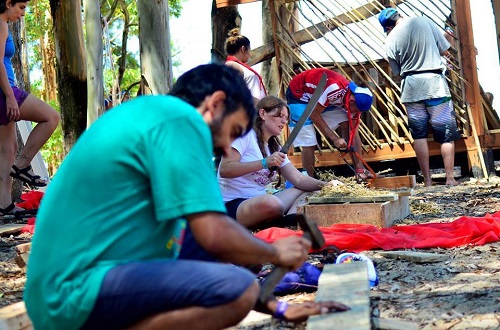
[0,302,33,330]
[0,224,25,237]
[307,262,370,330]
[369,175,416,189]
[378,251,448,263]
[307,195,398,204]
[216,0,295,8]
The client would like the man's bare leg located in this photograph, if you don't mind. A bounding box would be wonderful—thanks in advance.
[301,146,316,177]
[127,281,260,330]
[413,138,432,186]
[441,141,459,186]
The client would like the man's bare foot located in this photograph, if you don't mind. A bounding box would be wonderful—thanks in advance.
[446,179,459,186]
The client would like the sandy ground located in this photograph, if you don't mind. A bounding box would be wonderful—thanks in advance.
[0,178,499,329]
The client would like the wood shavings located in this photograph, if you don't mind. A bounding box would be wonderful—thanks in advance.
[315,171,391,197]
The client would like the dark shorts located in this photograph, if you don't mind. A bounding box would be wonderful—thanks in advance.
[225,198,248,219]
[406,98,461,143]
[0,86,29,125]
[81,259,256,330]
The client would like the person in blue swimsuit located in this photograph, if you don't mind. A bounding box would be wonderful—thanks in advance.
[0,0,60,216]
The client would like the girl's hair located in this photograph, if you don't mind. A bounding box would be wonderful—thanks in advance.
[0,0,29,14]
[254,96,290,188]
[225,28,251,56]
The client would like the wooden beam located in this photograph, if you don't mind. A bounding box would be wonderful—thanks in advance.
[307,262,370,330]
[247,0,406,66]
[456,0,485,136]
[378,251,448,263]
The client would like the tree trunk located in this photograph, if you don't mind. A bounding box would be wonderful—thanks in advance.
[261,0,279,96]
[211,0,240,63]
[83,0,105,127]
[10,20,28,202]
[50,0,87,153]
[137,0,173,95]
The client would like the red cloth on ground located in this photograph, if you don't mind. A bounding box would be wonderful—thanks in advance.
[21,217,36,235]
[16,190,44,210]
[254,212,500,252]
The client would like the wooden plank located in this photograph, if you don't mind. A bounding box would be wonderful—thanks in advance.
[297,198,409,228]
[307,195,398,204]
[307,262,370,330]
[369,175,416,189]
[0,224,24,237]
[372,317,419,330]
[0,302,33,330]
[14,243,31,270]
[378,251,448,263]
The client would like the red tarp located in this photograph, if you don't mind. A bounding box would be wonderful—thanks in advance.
[255,212,500,252]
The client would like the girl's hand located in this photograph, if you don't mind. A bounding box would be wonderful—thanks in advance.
[6,96,20,121]
[326,179,343,187]
[266,151,286,169]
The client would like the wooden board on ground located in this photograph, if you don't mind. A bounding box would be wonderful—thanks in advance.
[378,251,448,263]
[372,317,419,330]
[15,243,31,270]
[369,175,416,189]
[0,224,24,237]
[307,194,398,204]
[307,262,370,330]
[0,301,33,330]
[297,196,409,228]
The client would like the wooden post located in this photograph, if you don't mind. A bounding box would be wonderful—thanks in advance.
[492,0,500,65]
[455,0,487,177]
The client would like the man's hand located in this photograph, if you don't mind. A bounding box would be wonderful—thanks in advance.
[271,236,311,270]
[333,137,347,149]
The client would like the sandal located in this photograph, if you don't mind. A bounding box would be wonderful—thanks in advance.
[10,165,47,187]
[0,203,24,216]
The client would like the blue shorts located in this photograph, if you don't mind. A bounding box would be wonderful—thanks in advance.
[81,259,256,330]
[0,86,29,125]
[406,98,461,143]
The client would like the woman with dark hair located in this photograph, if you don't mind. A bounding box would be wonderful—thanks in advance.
[218,95,342,228]
[0,0,60,215]
[225,28,267,103]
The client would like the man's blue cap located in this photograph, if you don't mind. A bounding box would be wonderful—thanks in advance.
[378,8,399,32]
[348,81,373,112]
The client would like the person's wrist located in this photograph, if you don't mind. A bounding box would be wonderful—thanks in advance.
[261,157,268,169]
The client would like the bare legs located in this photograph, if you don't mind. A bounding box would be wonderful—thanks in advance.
[235,188,308,228]
[441,141,458,186]
[300,146,316,177]
[0,94,59,210]
[15,95,60,170]
[0,122,18,210]
[413,138,458,186]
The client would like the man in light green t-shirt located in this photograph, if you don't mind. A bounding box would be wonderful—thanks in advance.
[24,64,348,330]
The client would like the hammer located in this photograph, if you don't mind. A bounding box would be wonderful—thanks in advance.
[258,214,325,304]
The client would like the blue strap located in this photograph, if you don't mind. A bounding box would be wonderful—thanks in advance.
[273,301,288,320]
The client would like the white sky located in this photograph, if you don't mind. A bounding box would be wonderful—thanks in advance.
[169,0,500,111]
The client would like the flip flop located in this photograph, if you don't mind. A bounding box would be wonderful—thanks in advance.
[10,165,47,187]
